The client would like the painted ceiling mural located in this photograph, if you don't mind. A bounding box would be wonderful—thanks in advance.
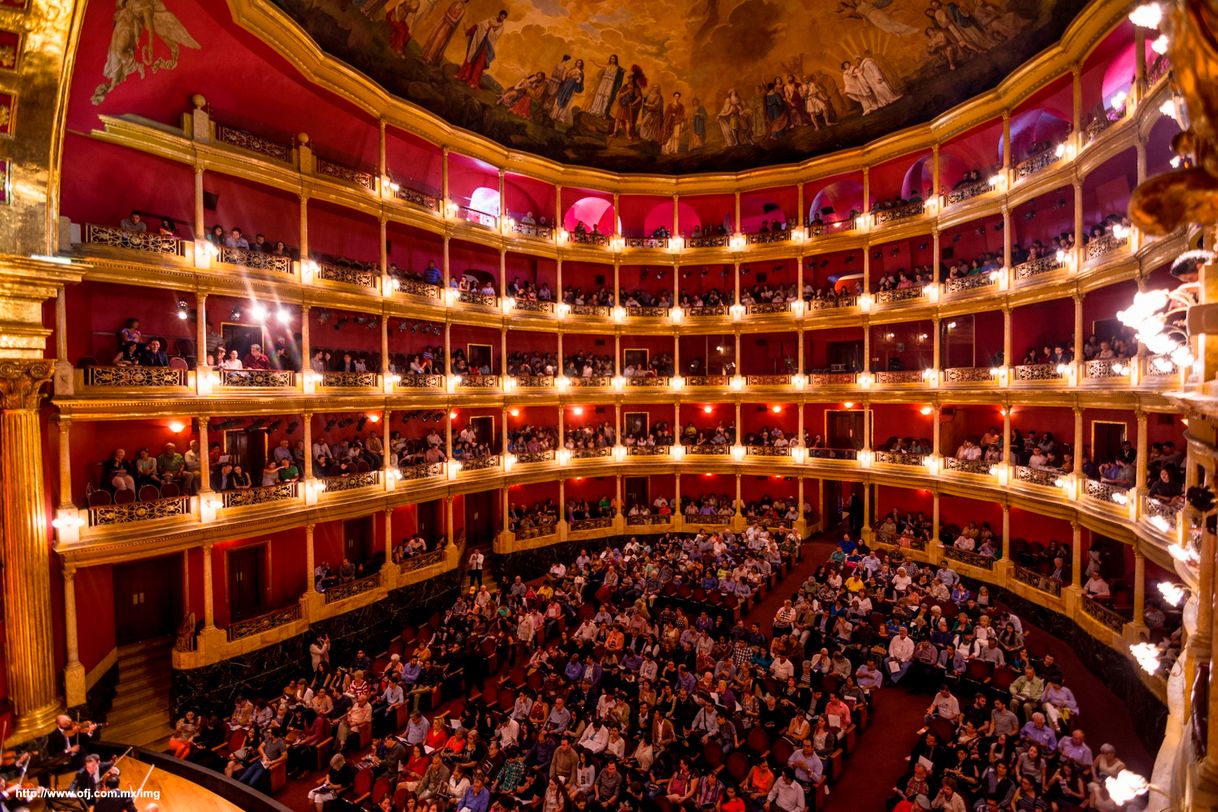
[272,0,1084,173]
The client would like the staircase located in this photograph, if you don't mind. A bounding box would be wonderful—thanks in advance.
[102,638,174,750]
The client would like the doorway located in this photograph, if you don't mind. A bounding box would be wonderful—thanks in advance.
[226,546,266,622]
[466,490,496,544]
[343,516,374,567]
[221,322,268,359]
[826,410,866,451]
[467,344,494,374]
[624,476,649,509]
[469,416,496,449]
[1092,420,1127,466]
[225,428,268,481]
[623,412,649,439]
[417,499,443,542]
[113,555,182,645]
[940,316,976,368]
[825,341,863,373]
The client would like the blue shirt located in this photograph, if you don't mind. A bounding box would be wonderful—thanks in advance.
[458,785,490,812]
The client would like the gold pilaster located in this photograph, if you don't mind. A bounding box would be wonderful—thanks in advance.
[0,360,62,740]
[202,542,216,630]
[63,566,84,707]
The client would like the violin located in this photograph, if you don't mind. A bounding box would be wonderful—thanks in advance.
[64,720,106,737]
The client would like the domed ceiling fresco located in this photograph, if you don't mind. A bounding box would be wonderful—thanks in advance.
[274,0,1085,173]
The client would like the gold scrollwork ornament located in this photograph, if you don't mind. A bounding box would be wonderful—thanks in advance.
[0,360,52,410]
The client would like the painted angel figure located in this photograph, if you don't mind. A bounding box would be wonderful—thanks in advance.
[836,0,920,36]
[94,0,200,105]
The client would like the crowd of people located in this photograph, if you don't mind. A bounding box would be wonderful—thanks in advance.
[110,318,176,368]
[622,420,677,448]
[204,223,296,259]
[508,425,560,457]
[508,500,559,536]
[561,286,616,308]
[97,442,198,500]
[565,423,617,453]
[874,267,937,293]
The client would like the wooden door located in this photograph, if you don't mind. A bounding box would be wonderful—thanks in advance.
[826,341,863,373]
[470,416,496,449]
[1092,421,1127,465]
[227,546,265,622]
[417,499,442,542]
[465,490,496,544]
[826,410,866,452]
[113,555,181,645]
[344,517,374,568]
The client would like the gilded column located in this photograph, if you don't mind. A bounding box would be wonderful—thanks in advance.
[445,495,455,546]
[302,412,313,480]
[194,168,206,247]
[1070,522,1082,589]
[305,524,317,593]
[197,417,211,495]
[55,416,73,510]
[63,567,85,708]
[1131,550,1146,634]
[195,292,208,368]
[384,509,395,568]
[1002,306,1011,369]
[1072,295,1084,373]
[0,360,62,739]
[202,543,215,629]
[299,195,310,267]
[1134,410,1148,515]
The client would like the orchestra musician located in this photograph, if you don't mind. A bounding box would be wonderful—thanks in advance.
[68,754,117,802]
[91,774,136,812]
[46,716,100,772]
[0,749,33,812]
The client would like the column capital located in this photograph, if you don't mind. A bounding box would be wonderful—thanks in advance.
[0,360,53,411]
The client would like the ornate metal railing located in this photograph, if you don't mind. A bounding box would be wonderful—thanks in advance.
[1143,495,1183,523]
[943,457,992,475]
[315,158,376,190]
[84,366,188,387]
[401,462,444,480]
[457,290,498,307]
[746,228,791,244]
[626,376,670,387]
[686,445,731,456]
[943,180,990,206]
[874,450,927,466]
[1084,479,1128,505]
[514,523,558,540]
[1145,355,1178,377]
[1084,112,1117,145]
[1013,564,1063,597]
[686,305,729,318]
[324,572,382,604]
[457,206,498,228]
[686,375,730,387]
[1080,594,1127,632]
[226,603,302,641]
[514,374,554,388]
[87,495,191,527]
[747,302,792,315]
[570,517,614,531]
[568,304,612,317]
[570,447,611,459]
[215,123,292,162]
[396,373,443,389]
[808,372,857,385]
[688,234,730,248]
[84,224,187,257]
[1085,358,1130,379]
[569,231,609,246]
[873,202,925,224]
[1147,54,1170,85]
[398,278,442,299]
[221,481,299,509]
[627,445,671,456]
[941,545,996,569]
[1014,465,1060,487]
[512,298,555,314]
[746,374,792,386]
[395,185,441,212]
[626,514,671,525]
[509,221,554,240]
[806,296,857,311]
[219,369,295,388]
[809,447,859,460]
[460,454,501,472]
[810,220,858,236]
[875,287,924,304]
[400,548,444,573]
[321,371,378,388]
[687,514,733,525]
[316,261,377,289]
[626,305,670,318]
[218,246,293,274]
[623,236,667,249]
[570,375,612,388]
[1014,147,1060,180]
[322,470,380,493]
[747,445,791,457]
[1085,233,1129,263]
[457,374,500,389]
[1013,363,1063,382]
[874,371,925,384]
[514,449,555,464]
[942,367,995,384]
[946,274,997,295]
[1013,255,1063,282]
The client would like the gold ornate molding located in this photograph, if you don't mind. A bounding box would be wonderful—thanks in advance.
[0,358,50,410]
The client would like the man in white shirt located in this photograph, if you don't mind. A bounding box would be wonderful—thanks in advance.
[766,768,808,811]
[578,720,609,754]
[770,655,795,682]
[925,685,961,724]
[887,626,916,684]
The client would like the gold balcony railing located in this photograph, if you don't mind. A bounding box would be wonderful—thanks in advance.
[1012,564,1064,597]
[84,365,188,388]
[323,572,382,604]
[397,278,442,299]
[321,371,378,388]
[942,180,990,207]
[512,299,555,314]
[84,223,187,257]
[1083,479,1129,506]
[221,481,299,508]
[874,450,927,467]
[1014,465,1060,487]
[1080,594,1127,633]
[226,603,302,642]
[945,274,997,295]
[873,201,925,224]
[1012,255,1063,283]
[400,548,444,573]
[941,545,996,569]
[218,246,292,274]
[457,290,497,307]
[1013,363,1063,382]
[1084,358,1130,379]
[396,373,443,389]
[1013,147,1060,180]
[315,158,376,190]
[316,261,378,288]
[514,374,554,388]
[943,457,992,475]
[875,287,923,304]
[219,369,295,388]
[457,374,500,389]
[395,185,441,212]
[88,495,191,527]
[215,123,292,162]
[942,367,994,384]
[460,454,501,472]
[321,470,380,493]
[401,462,444,480]
[570,516,613,531]
[1084,233,1130,264]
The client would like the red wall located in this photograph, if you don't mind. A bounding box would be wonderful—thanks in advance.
[741,333,800,375]
[1011,298,1074,359]
[387,224,444,276]
[66,281,196,363]
[308,201,380,262]
[74,565,116,672]
[873,404,935,447]
[61,137,196,235]
[71,419,198,501]
[211,528,307,628]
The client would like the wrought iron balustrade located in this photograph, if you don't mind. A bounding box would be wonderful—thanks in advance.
[1012,255,1063,282]
[316,261,378,288]
[324,572,382,604]
[395,185,441,212]
[397,278,442,299]
[512,299,555,314]
[84,366,188,388]
[396,373,443,389]
[746,374,792,386]
[942,367,994,384]
[1084,233,1129,263]
[941,546,996,569]
[943,457,992,475]
[87,495,190,527]
[322,471,380,493]
[315,158,376,190]
[215,123,292,162]
[874,450,927,467]
[570,517,614,531]
[226,604,302,641]
[458,206,498,228]
[1012,564,1064,598]
[747,302,792,315]
[84,224,187,257]
[321,371,378,388]
[219,369,295,388]
[1013,363,1062,382]
[873,202,925,224]
[221,482,298,508]
[943,180,990,206]
[460,454,501,472]
[627,445,670,456]
[874,287,923,304]
[457,290,498,307]
[1014,148,1060,180]
[945,274,997,295]
[1080,594,1126,632]
[219,247,293,274]
[400,462,444,480]
[874,370,925,384]
[1013,465,1060,487]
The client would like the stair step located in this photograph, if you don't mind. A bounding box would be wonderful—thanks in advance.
[116,648,173,670]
